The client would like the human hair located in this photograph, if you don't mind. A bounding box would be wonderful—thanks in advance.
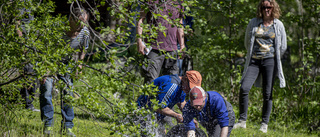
[69,7,89,22]
[256,0,281,19]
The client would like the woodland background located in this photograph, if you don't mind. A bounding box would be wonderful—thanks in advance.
[0,0,319,136]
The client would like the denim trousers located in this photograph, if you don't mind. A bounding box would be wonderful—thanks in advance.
[39,74,74,129]
[20,63,37,109]
[239,58,275,124]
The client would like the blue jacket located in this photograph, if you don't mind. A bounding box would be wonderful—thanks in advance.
[137,74,186,120]
[183,91,229,130]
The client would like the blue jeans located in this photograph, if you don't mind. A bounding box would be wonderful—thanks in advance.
[40,74,74,129]
[20,63,36,109]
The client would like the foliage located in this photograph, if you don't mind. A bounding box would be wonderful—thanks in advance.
[0,0,320,136]
[190,0,320,134]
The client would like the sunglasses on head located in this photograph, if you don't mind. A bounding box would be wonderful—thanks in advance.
[262,6,273,10]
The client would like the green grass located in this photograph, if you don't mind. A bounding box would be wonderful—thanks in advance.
[231,123,318,137]
[0,100,119,137]
[1,101,318,137]
[1,62,319,137]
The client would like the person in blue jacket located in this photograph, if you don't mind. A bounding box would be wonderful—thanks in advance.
[182,86,235,137]
[137,70,202,136]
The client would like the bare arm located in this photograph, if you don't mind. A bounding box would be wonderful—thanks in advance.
[16,20,23,37]
[177,100,186,112]
[156,107,183,123]
[220,126,228,137]
[177,18,185,50]
[76,48,86,76]
[137,10,147,55]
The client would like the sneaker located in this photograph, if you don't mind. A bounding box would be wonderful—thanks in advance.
[27,106,40,112]
[259,123,268,133]
[234,120,246,129]
[43,126,53,136]
[65,128,76,137]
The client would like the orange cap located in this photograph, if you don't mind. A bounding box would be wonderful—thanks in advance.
[186,70,202,90]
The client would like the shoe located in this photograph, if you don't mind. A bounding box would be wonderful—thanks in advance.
[43,126,53,136]
[65,128,76,137]
[259,123,268,133]
[234,120,246,129]
[27,106,40,112]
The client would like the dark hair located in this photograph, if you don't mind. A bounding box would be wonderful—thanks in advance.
[69,8,89,22]
[256,0,281,19]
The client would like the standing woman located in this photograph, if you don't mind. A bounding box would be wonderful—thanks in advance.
[234,0,287,133]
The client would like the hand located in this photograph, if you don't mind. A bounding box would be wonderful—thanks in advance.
[175,114,183,123]
[17,29,23,37]
[187,130,196,137]
[137,40,146,55]
[180,44,185,51]
[193,119,199,128]
[41,77,47,84]
[178,51,187,59]
[76,64,83,77]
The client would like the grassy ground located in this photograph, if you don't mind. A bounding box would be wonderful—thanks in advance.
[1,99,318,137]
[0,63,318,137]
[0,100,119,137]
[230,124,318,137]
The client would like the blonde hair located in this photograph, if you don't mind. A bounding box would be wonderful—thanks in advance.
[256,0,281,19]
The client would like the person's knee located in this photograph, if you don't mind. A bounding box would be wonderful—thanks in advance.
[240,85,250,94]
[263,95,272,101]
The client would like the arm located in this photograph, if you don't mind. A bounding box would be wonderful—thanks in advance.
[244,19,253,51]
[137,10,147,55]
[279,22,287,57]
[220,126,229,137]
[77,48,86,73]
[156,107,183,123]
[77,29,90,75]
[182,102,196,130]
[16,20,23,37]
[177,18,185,50]
[177,100,186,112]
[212,94,229,130]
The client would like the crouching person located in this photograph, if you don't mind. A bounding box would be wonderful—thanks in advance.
[136,71,203,136]
[183,86,235,137]
[137,74,187,136]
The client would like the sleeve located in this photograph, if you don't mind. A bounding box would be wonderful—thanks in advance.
[180,90,186,103]
[182,102,196,131]
[83,27,90,50]
[279,21,287,57]
[158,83,178,108]
[153,75,168,87]
[244,18,253,51]
[212,95,229,128]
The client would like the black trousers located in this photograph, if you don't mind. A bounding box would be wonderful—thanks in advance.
[205,101,235,137]
[239,58,275,124]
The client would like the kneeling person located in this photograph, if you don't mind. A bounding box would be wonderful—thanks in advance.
[183,86,235,137]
